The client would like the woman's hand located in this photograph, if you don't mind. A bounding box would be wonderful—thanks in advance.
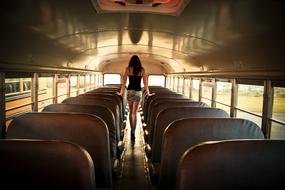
[147,92,155,96]
[116,91,123,96]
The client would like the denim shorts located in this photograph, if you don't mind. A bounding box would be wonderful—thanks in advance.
[127,90,142,102]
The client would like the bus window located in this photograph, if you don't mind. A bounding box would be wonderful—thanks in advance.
[183,79,191,98]
[271,87,285,139]
[79,75,85,94]
[86,75,91,91]
[57,77,68,103]
[191,79,200,101]
[91,74,95,89]
[103,73,121,85]
[5,79,20,95]
[201,80,212,107]
[178,77,184,94]
[236,84,264,127]
[216,81,232,114]
[23,80,31,91]
[5,78,32,126]
[70,76,78,97]
[148,75,165,87]
[38,77,53,111]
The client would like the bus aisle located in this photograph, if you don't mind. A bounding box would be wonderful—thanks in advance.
[118,105,153,190]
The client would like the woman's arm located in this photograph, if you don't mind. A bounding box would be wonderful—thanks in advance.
[142,68,155,96]
[117,67,128,96]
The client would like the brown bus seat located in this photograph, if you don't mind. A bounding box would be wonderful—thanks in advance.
[143,93,185,121]
[6,112,112,189]
[79,93,124,123]
[145,98,195,128]
[176,140,285,190]
[63,96,124,140]
[87,89,127,116]
[145,100,208,143]
[82,92,127,129]
[159,118,265,190]
[0,139,95,190]
[141,86,172,110]
[42,103,122,160]
[151,107,229,162]
[82,92,125,118]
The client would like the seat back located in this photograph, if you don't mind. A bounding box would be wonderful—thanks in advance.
[145,94,186,118]
[144,93,185,121]
[42,103,118,159]
[159,118,264,190]
[63,96,123,140]
[151,107,229,162]
[147,101,209,144]
[0,139,95,190]
[6,112,112,189]
[176,140,285,190]
[80,93,124,119]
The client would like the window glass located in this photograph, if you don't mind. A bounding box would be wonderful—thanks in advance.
[23,79,31,92]
[166,77,171,88]
[271,121,285,139]
[86,75,91,90]
[5,79,21,94]
[237,84,263,113]
[148,75,165,87]
[237,110,262,127]
[192,79,200,101]
[236,84,263,127]
[202,81,212,106]
[57,77,67,103]
[70,76,78,97]
[103,74,121,85]
[79,76,85,94]
[216,82,232,106]
[270,87,285,139]
[272,87,285,123]
[91,75,95,89]
[201,98,211,107]
[215,81,232,114]
[170,77,174,90]
[5,78,32,126]
[216,103,231,115]
[178,78,184,94]
[98,75,103,87]
[38,77,53,111]
[184,79,190,98]
[173,77,179,93]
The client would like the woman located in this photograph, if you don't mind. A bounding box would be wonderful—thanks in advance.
[117,55,154,141]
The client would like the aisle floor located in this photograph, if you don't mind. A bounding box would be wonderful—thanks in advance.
[118,112,152,190]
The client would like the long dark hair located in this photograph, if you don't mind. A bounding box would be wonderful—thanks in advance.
[128,55,142,76]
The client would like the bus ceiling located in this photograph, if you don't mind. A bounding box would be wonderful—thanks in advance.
[0,0,284,76]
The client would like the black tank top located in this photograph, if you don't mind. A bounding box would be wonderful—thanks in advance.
[127,75,142,91]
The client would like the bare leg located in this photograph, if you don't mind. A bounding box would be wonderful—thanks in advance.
[128,101,140,140]
[128,101,134,131]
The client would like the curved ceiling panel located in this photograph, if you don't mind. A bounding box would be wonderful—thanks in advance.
[1,0,284,73]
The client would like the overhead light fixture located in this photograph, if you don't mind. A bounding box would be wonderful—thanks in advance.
[152,3,161,7]
[113,0,126,6]
[94,0,191,16]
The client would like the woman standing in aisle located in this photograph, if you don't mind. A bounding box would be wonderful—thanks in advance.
[117,55,154,141]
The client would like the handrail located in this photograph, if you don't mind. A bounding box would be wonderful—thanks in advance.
[269,118,285,126]
[167,70,285,80]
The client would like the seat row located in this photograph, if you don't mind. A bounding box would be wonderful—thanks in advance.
[0,139,96,190]
[140,86,285,190]
[4,84,126,189]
